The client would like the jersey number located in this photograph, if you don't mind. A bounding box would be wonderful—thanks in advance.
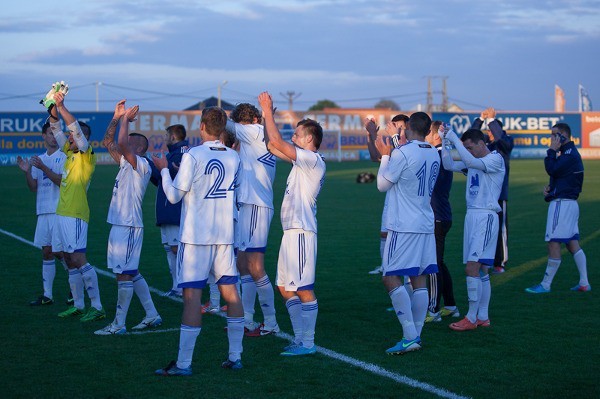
[416,161,440,197]
[204,159,233,199]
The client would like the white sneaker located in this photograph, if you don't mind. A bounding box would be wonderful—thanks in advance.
[131,315,163,331]
[94,323,126,335]
[368,266,383,275]
[260,323,280,336]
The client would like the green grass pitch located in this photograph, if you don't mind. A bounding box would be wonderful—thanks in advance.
[0,159,598,398]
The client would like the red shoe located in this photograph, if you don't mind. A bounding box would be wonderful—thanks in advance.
[476,319,491,327]
[449,317,477,331]
[244,322,263,337]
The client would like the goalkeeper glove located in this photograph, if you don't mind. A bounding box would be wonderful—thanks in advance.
[40,81,69,109]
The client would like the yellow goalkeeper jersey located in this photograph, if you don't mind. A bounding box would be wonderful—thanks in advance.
[56,142,96,223]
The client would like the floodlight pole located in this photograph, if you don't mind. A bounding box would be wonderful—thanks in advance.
[218,80,228,108]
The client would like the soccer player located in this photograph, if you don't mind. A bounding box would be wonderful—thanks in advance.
[48,89,105,322]
[374,112,439,354]
[525,123,591,293]
[17,122,67,306]
[365,115,409,276]
[472,107,514,274]
[94,100,161,335]
[440,127,505,331]
[149,124,189,298]
[154,106,244,376]
[225,103,279,336]
[424,121,459,322]
[258,91,326,356]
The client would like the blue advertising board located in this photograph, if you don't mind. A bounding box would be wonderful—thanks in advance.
[432,112,582,158]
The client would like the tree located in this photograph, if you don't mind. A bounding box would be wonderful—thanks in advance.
[308,99,340,111]
[374,99,400,110]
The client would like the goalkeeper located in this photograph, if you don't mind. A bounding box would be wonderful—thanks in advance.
[43,83,106,322]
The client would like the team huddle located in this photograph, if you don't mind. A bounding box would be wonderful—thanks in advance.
[20,82,590,374]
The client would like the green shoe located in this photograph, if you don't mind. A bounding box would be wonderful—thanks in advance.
[58,306,85,318]
[80,307,106,322]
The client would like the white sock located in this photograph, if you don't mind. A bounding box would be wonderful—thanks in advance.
[165,246,179,291]
[478,274,491,321]
[42,260,56,299]
[241,275,256,324]
[114,281,134,328]
[80,264,102,310]
[466,276,481,323]
[389,286,417,340]
[541,258,561,290]
[68,269,85,310]
[133,274,158,318]
[256,275,277,327]
[226,317,244,362]
[404,277,413,300]
[301,300,318,348]
[209,282,221,307]
[285,296,303,344]
[411,288,428,336]
[573,249,589,286]
[176,325,201,369]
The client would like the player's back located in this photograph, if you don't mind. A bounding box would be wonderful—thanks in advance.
[384,140,439,233]
[176,140,240,245]
[230,122,276,209]
[107,156,151,228]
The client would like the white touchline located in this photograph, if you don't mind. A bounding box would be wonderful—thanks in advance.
[3,227,469,399]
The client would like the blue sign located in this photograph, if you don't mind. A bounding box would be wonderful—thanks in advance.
[433,112,582,158]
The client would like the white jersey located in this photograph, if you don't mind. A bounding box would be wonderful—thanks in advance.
[227,121,276,209]
[280,148,326,233]
[465,151,505,212]
[32,150,66,215]
[173,140,240,245]
[107,155,151,228]
[381,140,440,233]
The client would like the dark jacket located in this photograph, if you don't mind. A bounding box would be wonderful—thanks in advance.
[148,140,189,226]
[544,141,584,202]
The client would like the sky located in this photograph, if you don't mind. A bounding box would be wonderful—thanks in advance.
[0,0,598,113]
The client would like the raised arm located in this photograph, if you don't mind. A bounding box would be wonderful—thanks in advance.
[102,100,126,164]
[258,92,297,162]
[151,153,186,204]
[118,104,140,169]
[54,92,89,152]
[374,135,394,192]
[364,118,382,162]
[48,102,68,149]
[438,126,466,172]
[446,130,487,171]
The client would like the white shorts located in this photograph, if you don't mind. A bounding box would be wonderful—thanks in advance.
[107,225,144,275]
[237,204,273,253]
[463,210,499,265]
[276,229,317,292]
[177,243,237,289]
[160,224,180,247]
[34,213,57,247]
[52,215,88,254]
[545,199,580,243]
[382,231,438,276]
